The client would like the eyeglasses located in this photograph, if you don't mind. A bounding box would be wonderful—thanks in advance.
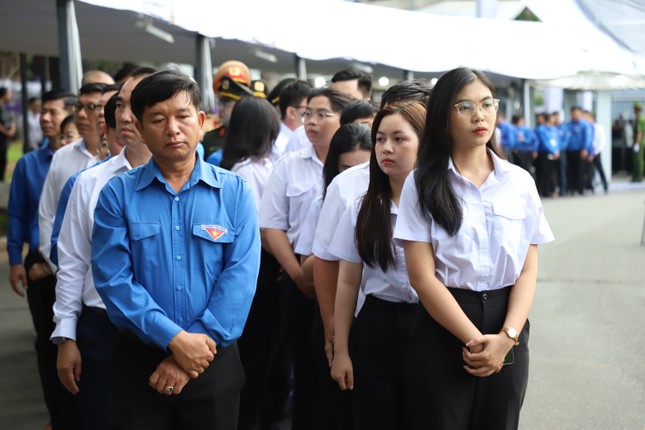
[75,103,104,113]
[301,110,337,123]
[454,98,499,118]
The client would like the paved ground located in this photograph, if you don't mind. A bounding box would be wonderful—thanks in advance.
[1,176,644,430]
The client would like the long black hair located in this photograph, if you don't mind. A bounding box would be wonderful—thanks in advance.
[322,123,372,197]
[220,97,280,170]
[415,67,502,236]
[356,100,427,271]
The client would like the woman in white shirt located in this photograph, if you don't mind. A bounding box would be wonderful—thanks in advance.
[393,68,554,430]
[329,100,427,429]
[259,86,352,430]
[219,96,285,430]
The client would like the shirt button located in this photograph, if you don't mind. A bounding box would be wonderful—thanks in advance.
[177,285,183,291]
[174,196,180,202]
[175,226,181,231]
[176,255,182,260]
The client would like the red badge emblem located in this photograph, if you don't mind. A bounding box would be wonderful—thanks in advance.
[201,225,228,241]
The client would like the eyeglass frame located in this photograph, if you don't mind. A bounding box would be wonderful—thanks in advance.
[75,102,104,113]
[453,98,500,118]
[301,110,338,123]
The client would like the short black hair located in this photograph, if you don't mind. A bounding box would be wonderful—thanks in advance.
[380,79,432,109]
[41,89,77,110]
[278,80,313,119]
[113,63,139,83]
[340,100,378,125]
[102,84,121,94]
[332,69,373,99]
[0,87,8,98]
[60,114,76,134]
[131,69,201,124]
[104,93,118,130]
[79,82,108,96]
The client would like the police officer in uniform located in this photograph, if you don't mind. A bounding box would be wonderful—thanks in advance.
[202,60,254,159]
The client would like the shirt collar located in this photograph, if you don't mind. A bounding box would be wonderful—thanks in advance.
[448,148,512,180]
[299,144,324,166]
[135,153,222,192]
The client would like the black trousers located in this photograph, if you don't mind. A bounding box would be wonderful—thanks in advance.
[280,273,323,430]
[405,287,529,430]
[237,250,290,430]
[24,251,78,430]
[0,137,7,181]
[350,295,416,430]
[590,153,608,192]
[109,334,245,430]
[566,150,587,195]
[76,306,119,430]
[535,152,557,197]
[312,301,354,430]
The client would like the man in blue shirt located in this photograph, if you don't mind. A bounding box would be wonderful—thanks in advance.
[6,89,78,430]
[91,69,261,430]
[565,106,594,195]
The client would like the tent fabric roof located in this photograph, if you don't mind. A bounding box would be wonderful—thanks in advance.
[1,0,644,86]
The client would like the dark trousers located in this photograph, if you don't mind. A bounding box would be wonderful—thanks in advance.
[312,301,354,430]
[350,295,415,430]
[590,154,608,192]
[535,153,557,197]
[566,150,587,195]
[76,306,119,430]
[24,252,78,430]
[237,250,290,430]
[109,334,245,430]
[0,137,7,181]
[280,274,322,430]
[557,152,567,195]
[405,287,529,430]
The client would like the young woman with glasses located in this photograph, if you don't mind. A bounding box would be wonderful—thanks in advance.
[393,68,554,430]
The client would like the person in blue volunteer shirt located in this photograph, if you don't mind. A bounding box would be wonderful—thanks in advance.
[91,69,261,430]
[564,106,593,195]
[552,111,569,196]
[511,114,537,178]
[7,89,78,430]
[533,112,560,197]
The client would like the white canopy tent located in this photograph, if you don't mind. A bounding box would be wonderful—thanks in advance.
[4,0,645,84]
[77,0,645,82]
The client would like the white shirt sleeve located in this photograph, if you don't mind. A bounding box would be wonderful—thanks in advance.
[312,180,345,260]
[51,177,93,340]
[258,159,290,231]
[327,202,361,264]
[38,155,62,270]
[393,172,432,243]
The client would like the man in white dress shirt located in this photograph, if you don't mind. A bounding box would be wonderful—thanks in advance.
[51,68,154,430]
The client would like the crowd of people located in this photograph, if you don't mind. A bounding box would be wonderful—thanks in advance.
[495,106,620,197]
[6,61,556,430]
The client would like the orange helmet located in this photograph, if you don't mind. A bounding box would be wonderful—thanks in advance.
[213,60,252,94]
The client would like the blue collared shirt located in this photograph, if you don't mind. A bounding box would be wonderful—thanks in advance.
[7,146,53,265]
[565,119,593,152]
[91,157,260,349]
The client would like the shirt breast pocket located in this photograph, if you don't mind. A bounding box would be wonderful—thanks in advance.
[492,202,527,241]
[285,182,316,221]
[130,222,161,269]
[192,224,236,277]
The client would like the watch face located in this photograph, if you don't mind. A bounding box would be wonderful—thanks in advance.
[507,328,518,339]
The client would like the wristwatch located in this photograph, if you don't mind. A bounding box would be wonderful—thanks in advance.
[52,337,71,345]
[501,327,520,346]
